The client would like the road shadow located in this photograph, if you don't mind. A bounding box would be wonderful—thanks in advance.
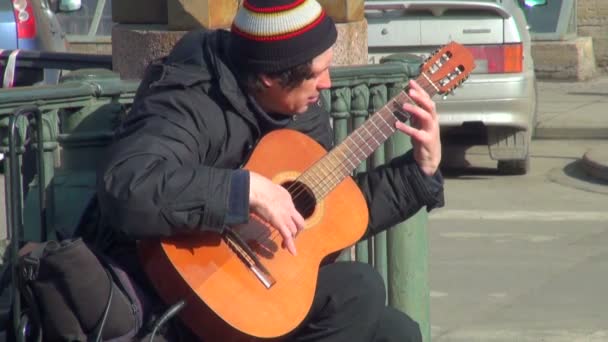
[440,143,500,179]
[548,160,608,195]
[441,166,499,179]
[563,160,608,186]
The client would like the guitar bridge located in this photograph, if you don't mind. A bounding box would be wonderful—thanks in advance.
[223,228,276,289]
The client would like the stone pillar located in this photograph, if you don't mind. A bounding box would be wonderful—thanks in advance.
[112,0,168,24]
[111,0,368,79]
[168,0,239,31]
[333,20,368,66]
[318,0,364,23]
[112,25,186,80]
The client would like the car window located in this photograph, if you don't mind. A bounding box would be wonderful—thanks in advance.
[56,0,112,37]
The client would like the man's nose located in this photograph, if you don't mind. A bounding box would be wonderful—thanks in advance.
[317,70,331,90]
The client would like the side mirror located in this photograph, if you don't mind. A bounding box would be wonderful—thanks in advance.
[58,0,82,12]
[523,0,547,7]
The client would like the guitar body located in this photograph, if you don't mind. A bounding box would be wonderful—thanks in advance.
[139,129,369,341]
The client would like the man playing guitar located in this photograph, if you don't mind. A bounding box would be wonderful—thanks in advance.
[96,0,445,340]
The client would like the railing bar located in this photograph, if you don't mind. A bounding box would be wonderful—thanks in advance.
[8,105,48,340]
[8,112,23,341]
[0,50,112,70]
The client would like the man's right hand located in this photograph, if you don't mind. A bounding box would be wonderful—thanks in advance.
[249,171,305,255]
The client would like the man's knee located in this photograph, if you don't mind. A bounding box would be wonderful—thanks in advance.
[320,262,386,313]
[376,306,423,342]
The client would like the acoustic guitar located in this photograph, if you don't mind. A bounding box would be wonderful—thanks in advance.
[138,42,475,341]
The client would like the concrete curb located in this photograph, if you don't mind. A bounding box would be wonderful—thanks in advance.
[535,127,608,140]
[582,148,608,183]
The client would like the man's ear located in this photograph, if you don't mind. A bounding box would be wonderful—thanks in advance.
[259,74,274,88]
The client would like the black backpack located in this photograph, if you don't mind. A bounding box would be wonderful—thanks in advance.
[3,238,144,342]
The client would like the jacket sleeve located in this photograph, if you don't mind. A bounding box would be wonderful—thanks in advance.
[96,84,247,239]
[356,150,445,238]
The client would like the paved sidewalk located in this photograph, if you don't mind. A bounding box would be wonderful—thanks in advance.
[536,74,608,182]
[536,75,608,140]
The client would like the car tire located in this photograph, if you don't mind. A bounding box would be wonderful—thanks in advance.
[497,155,530,175]
[498,77,536,175]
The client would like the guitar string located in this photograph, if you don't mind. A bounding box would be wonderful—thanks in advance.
[284,70,443,204]
[284,77,437,212]
[252,78,440,246]
[281,51,466,210]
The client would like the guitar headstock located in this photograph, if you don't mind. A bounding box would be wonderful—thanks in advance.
[419,42,476,96]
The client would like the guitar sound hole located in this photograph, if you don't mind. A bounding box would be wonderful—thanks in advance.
[283,181,316,219]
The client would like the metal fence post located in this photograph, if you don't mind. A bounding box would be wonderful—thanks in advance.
[385,79,431,342]
[386,132,430,342]
[325,62,430,341]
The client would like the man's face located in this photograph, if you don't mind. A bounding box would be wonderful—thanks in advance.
[257,48,334,115]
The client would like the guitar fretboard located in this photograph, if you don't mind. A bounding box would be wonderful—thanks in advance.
[299,74,438,200]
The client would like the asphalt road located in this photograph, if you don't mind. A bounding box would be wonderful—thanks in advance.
[430,139,608,342]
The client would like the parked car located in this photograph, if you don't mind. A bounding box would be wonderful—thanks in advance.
[366,0,544,174]
[0,0,81,164]
[0,0,81,87]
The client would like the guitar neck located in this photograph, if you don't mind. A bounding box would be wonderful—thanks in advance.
[299,73,439,200]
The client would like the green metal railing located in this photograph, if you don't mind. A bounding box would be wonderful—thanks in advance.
[0,69,138,243]
[0,69,139,341]
[325,59,429,341]
[1,59,431,341]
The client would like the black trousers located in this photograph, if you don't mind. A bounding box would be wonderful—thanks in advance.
[287,262,422,342]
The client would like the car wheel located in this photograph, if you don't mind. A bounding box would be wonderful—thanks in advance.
[488,126,532,175]
[497,155,530,175]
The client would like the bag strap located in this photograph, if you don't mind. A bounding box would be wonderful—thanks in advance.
[89,269,115,342]
[19,281,43,342]
[17,241,52,342]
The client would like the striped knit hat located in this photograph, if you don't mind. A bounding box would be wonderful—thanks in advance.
[229,0,337,73]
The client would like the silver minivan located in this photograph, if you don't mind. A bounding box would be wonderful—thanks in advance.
[366,0,540,174]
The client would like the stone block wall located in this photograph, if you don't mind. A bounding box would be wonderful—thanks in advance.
[531,36,596,81]
[577,0,608,71]
[68,39,112,55]
[111,0,367,80]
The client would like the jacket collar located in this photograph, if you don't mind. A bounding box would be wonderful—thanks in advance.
[161,29,262,136]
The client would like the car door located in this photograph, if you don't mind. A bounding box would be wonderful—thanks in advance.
[36,0,67,52]
[0,0,18,50]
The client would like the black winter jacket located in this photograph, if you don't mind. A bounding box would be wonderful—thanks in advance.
[96,29,444,242]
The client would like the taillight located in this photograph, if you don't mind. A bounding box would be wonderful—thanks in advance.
[467,44,523,74]
[12,0,36,39]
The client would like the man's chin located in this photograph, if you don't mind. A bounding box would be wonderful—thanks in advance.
[295,105,310,114]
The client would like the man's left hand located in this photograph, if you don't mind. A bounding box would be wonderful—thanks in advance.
[395,79,442,176]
